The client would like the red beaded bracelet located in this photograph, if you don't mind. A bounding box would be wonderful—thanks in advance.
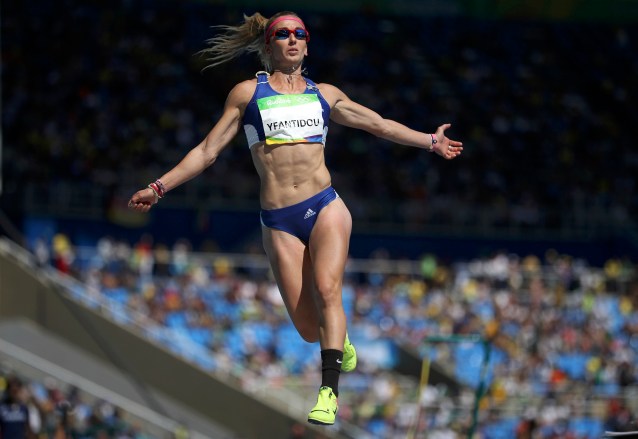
[147,179,165,199]
[154,179,166,196]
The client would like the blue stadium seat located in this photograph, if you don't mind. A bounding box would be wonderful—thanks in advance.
[165,311,188,329]
[568,417,604,438]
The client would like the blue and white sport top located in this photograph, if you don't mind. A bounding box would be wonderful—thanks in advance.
[243,71,331,148]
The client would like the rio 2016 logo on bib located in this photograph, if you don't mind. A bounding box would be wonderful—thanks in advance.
[258,94,324,145]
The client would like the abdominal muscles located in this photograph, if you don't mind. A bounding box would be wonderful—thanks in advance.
[250,142,332,209]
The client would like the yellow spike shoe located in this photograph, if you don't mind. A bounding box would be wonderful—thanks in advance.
[308,386,338,425]
[341,334,357,373]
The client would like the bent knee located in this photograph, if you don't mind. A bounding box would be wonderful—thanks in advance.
[314,281,342,305]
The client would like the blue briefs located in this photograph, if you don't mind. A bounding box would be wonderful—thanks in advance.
[260,186,339,244]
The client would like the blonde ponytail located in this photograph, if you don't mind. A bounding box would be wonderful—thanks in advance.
[200,11,301,72]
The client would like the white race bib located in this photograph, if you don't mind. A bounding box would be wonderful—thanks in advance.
[257,94,325,145]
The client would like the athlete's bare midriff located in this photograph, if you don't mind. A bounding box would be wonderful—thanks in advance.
[250,141,332,209]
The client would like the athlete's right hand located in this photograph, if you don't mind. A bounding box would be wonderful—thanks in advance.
[127,187,158,213]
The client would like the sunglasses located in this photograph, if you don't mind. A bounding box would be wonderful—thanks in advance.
[270,27,310,42]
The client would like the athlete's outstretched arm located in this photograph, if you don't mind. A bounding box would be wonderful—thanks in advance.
[128,81,254,211]
[321,83,463,159]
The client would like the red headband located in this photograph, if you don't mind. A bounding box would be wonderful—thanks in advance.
[265,15,307,43]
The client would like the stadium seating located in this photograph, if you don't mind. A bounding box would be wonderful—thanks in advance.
[36,235,638,437]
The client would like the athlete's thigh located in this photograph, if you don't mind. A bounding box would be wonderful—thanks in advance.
[308,198,352,288]
[261,226,319,331]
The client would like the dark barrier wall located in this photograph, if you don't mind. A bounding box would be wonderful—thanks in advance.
[0,250,346,439]
[23,213,638,266]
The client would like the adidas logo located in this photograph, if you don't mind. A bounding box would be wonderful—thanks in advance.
[304,208,316,219]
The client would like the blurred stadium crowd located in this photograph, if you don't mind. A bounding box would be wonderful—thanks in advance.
[3,0,637,233]
[27,232,637,438]
[0,370,153,438]
[3,0,638,438]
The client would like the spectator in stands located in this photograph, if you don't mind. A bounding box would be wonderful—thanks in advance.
[127,9,462,426]
[604,398,637,434]
[0,376,37,439]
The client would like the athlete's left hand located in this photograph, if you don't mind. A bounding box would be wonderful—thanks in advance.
[433,123,463,159]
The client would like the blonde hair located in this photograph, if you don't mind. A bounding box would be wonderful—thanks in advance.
[200,11,302,72]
